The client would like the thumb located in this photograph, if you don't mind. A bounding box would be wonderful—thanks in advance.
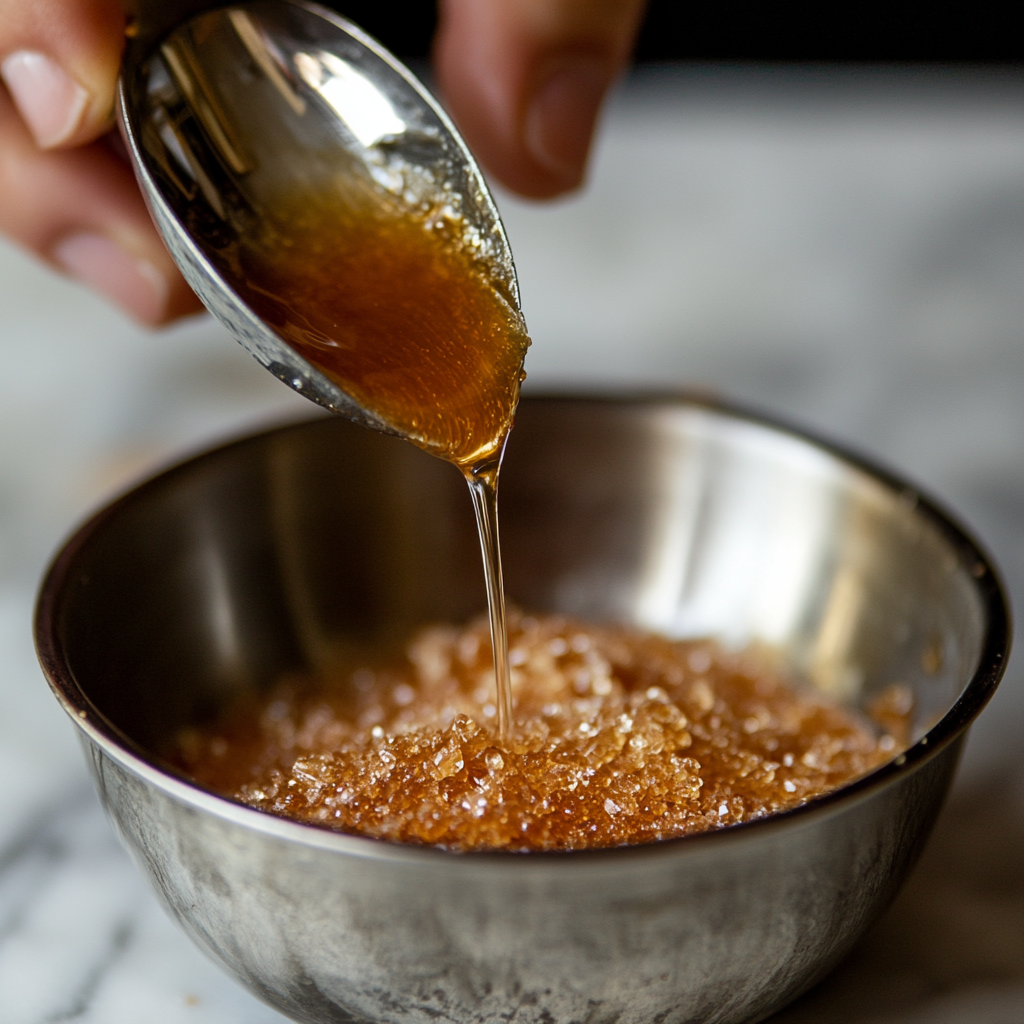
[434,0,648,198]
[0,0,126,149]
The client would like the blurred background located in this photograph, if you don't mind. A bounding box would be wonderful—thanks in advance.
[1,4,1022,1022]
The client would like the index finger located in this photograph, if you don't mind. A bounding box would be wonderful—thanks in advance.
[434,0,648,198]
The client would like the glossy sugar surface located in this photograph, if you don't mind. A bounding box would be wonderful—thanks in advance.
[172,613,903,850]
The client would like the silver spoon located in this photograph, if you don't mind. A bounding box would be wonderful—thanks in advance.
[119,0,522,436]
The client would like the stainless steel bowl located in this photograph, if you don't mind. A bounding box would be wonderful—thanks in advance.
[35,396,1008,1024]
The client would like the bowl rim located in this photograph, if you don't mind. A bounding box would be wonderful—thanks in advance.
[34,391,1011,865]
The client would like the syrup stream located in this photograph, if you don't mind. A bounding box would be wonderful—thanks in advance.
[465,460,513,741]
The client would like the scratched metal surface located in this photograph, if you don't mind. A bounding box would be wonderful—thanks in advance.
[1,65,1022,1023]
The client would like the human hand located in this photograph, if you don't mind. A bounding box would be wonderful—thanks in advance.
[434,0,647,197]
[0,0,205,324]
[0,0,646,325]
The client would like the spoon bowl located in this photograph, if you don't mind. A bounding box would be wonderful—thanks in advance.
[119,0,520,434]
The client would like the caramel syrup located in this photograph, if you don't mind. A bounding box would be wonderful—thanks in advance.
[217,185,530,737]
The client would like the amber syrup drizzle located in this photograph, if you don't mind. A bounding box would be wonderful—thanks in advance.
[464,459,513,738]
[220,185,529,740]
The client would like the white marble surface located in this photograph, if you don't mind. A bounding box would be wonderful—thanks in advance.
[1,66,1022,1022]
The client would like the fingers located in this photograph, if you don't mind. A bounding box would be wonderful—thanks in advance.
[0,0,201,323]
[0,0,126,149]
[434,0,647,198]
[0,87,203,324]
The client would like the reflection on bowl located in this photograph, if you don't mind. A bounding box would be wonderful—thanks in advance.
[35,396,1008,1024]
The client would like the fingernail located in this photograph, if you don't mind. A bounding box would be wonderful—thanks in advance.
[53,233,168,324]
[1,50,89,148]
[525,56,611,182]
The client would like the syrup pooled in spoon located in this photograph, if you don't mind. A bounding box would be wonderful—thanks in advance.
[231,186,529,469]
[219,182,529,737]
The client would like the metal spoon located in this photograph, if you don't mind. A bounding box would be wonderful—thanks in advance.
[119,0,521,435]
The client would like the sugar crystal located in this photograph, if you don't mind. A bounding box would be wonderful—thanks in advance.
[171,611,907,852]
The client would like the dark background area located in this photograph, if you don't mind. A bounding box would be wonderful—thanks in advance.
[326,1,1021,63]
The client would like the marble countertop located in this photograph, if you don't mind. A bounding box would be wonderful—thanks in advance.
[1,66,1021,1023]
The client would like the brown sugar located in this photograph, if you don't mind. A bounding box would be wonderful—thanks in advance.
[213,185,530,469]
[171,612,905,851]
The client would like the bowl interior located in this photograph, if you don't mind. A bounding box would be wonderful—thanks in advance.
[48,398,999,759]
